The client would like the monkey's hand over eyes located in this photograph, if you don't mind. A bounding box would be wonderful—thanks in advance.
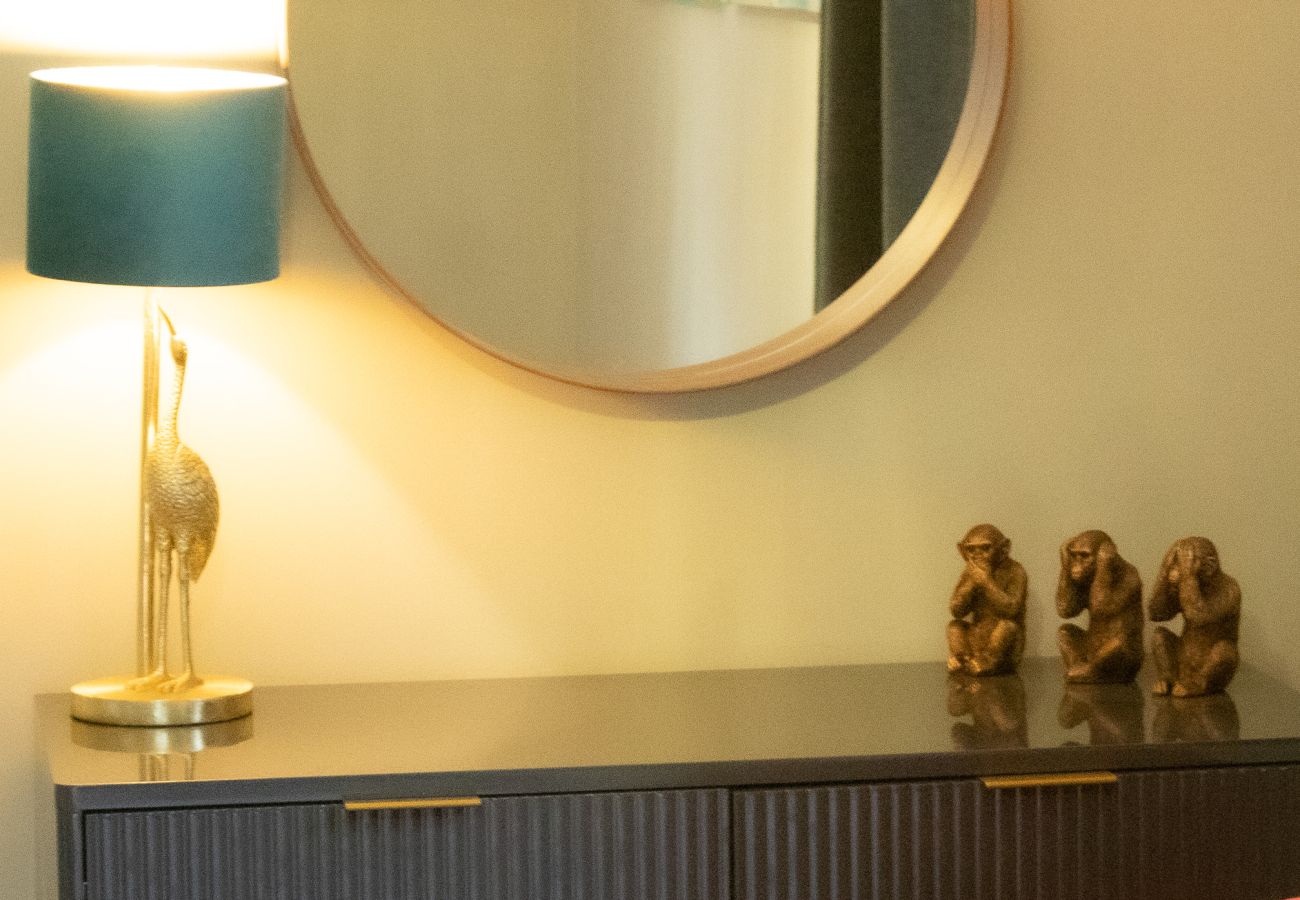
[1181,577,1240,627]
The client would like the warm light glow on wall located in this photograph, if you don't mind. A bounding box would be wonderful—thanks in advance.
[0,0,284,57]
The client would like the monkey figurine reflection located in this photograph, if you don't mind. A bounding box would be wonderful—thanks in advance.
[1149,537,1241,697]
[1152,692,1240,742]
[948,673,1027,750]
[947,524,1027,676]
[1056,530,1144,683]
[1058,682,1145,746]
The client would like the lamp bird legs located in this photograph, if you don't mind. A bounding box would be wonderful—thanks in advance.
[128,330,219,695]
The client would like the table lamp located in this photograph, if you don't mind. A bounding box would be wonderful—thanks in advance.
[26,66,287,726]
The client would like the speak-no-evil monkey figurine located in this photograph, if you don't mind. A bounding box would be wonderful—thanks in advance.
[1149,536,1241,697]
[947,525,1027,676]
[1056,530,1144,684]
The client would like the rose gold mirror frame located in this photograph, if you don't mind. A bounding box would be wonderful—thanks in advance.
[281,0,1010,394]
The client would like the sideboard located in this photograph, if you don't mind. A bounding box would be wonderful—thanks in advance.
[38,658,1300,899]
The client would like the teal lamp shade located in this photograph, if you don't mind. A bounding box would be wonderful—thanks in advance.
[27,66,286,287]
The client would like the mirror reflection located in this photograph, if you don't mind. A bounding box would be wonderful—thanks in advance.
[947,673,1027,751]
[1058,682,1146,747]
[288,0,974,375]
[1152,693,1240,743]
[71,717,254,782]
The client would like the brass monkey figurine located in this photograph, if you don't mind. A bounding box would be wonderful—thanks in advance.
[947,524,1027,676]
[1149,537,1241,697]
[1056,530,1144,683]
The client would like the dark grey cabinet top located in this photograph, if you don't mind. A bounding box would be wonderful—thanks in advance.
[39,658,1300,811]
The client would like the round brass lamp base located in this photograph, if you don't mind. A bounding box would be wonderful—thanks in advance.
[70,676,253,726]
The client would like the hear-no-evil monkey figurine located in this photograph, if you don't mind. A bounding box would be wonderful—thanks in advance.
[947,524,1027,676]
[1056,530,1144,684]
[1149,536,1241,697]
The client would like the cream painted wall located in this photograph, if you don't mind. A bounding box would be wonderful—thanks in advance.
[3,1,1300,896]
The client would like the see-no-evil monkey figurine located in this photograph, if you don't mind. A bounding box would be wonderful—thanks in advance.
[1056,530,1144,684]
[947,524,1027,676]
[1149,537,1241,697]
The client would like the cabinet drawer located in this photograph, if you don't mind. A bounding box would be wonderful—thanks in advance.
[1119,764,1300,900]
[734,765,1300,900]
[84,803,342,900]
[82,788,730,900]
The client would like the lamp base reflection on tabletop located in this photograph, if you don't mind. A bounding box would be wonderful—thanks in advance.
[71,711,253,782]
[70,675,253,727]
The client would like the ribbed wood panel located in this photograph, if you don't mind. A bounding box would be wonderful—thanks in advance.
[84,789,729,900]
[85,802,345,900]
[735,766,1300,900]
[1119,764,1300,900]
[736,778,1122,900]
[347,789,730,900]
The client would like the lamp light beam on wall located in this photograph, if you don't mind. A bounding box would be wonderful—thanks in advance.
[0,0,283,56]
[26,65,286,726]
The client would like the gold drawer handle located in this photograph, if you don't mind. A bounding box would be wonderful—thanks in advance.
[981,771,1117,790]
[344,797,483,812]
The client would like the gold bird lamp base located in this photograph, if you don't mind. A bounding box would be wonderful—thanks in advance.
[70,676,253,727]
[64,293,253,728]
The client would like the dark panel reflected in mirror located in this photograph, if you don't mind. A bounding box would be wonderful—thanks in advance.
[288,0,985,383]
[817,0,972,310]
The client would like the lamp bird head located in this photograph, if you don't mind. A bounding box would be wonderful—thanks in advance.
[169,336,189,366]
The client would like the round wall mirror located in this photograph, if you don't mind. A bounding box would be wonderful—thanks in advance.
[285,0,1008,392]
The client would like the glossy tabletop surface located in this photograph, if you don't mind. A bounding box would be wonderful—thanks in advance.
[38,657,1300,809]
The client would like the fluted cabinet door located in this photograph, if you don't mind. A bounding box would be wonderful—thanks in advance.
[84,803,345,900]
[83,789,730,900]
[348,789,730,900]
[1117,764,1300,900]
[734,766,1300,900]
[734,778,1124,900]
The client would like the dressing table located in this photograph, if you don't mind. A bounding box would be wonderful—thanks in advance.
[39,658,1300,899]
